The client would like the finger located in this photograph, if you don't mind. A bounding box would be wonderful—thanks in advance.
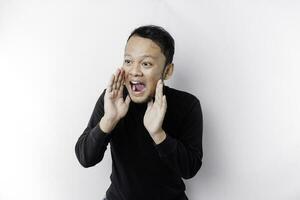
[162,95,167,110]
[121,69,126,85]
[115,69,122,90]
[117,69,124,90]
[146,99,153,112]
[107,74,115,92]
[125,95,131,106]
[159,79,163,103]
[157,79,163,105]
[113,69,120,90]
[155,79,161,103]
[112,70,120,98]
[118,83,124,98]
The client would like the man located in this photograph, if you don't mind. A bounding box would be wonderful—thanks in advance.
[75,25,203,200]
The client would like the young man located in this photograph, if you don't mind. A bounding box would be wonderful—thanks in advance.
[75,25,203,200]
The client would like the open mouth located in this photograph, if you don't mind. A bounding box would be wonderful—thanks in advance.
[130,81,146,93]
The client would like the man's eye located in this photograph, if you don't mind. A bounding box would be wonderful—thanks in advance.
[124,59,131,64]
[142,62,152,67]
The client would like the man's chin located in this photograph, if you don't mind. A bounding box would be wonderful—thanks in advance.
[129,94,153,104]
[130,96,148,104]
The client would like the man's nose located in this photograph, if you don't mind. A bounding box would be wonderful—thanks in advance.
[129,64,142,76]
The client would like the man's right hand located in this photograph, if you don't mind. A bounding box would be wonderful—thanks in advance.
[100,67,131,133]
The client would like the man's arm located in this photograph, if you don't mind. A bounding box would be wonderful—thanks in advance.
[154,99,203,179]
[75,89,113,168]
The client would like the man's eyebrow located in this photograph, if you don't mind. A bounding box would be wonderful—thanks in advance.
[124,54,157,59]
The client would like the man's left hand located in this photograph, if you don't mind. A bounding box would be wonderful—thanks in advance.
[143,79,167,143]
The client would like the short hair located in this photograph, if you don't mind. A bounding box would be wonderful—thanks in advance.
[127,25,175,68]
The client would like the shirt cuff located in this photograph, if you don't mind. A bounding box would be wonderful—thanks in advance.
[154,134,177,157]
[90,123,112,142]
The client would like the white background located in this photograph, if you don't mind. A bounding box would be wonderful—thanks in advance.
[0,0,299,200]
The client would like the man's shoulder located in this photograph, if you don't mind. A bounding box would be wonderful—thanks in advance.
[164,85,200,105]
[164,85,202,129]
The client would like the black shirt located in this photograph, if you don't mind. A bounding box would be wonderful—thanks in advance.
[75,85,203,200]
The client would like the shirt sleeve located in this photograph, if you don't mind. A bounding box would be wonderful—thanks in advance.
[75,89,113,168]
[154,98,203,179]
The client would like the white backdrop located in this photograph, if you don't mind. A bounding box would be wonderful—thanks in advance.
[1,0,299,200]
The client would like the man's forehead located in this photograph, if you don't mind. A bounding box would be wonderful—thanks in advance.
[124,53,158,59]
[125,36,162,52]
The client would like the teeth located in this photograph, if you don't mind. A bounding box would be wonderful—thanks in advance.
[131,81,142,84]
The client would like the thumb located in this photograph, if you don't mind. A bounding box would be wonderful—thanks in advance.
[125,95,131,106]
[146,99,153,111]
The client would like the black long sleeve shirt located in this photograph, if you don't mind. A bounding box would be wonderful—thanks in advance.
[75,85,203,200]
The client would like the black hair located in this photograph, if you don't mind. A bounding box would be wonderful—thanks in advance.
[127,25,175,68]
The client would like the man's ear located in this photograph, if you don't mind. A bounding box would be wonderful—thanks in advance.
[163,63,174,80]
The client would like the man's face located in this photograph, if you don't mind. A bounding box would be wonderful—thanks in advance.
[122,35,166,104]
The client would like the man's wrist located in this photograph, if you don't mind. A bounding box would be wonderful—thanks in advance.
[152,129,167,145]
[99,115,118,134]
